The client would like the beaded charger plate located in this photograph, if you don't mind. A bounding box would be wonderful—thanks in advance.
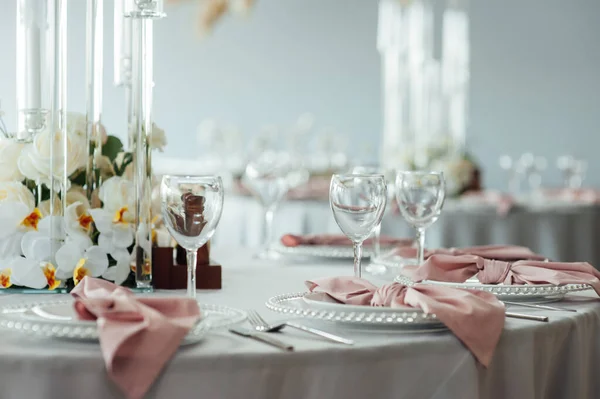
[0,299,247,344]
[270,243,375,260]
[395,275,592,302]
[266,292,447,332]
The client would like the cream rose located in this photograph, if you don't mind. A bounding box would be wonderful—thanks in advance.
[18,129,87,185]
[67,112,108,145]
[0,139,25,182]
[0,181,35,209]
[38,185,92,217]
[431,157,475,197]
[150,122,167,152]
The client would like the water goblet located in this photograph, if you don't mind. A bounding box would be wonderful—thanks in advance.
[329,174,387,278]
[243,151,293,259]
[350,165,396,258]
[395,171,446,266]
[161,175,224,299]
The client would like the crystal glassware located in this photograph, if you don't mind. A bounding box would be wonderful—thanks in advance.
[349,165,396,258]
[395,171,446,266]
[243,151,293,259]
[161,175,224,299]
[329,174,387,278]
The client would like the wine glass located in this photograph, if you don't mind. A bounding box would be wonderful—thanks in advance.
[395,171,446,267]
[349,165,396,258]
[161,175,224,299]
[243,151,293,259]
[329,174,387,278]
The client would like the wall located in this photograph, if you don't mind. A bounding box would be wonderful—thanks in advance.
[0,0,598,189]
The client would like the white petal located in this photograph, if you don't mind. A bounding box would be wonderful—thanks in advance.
[10,257,47,289]
[38,216,64,238]
[55,243,83,277]
[0,203,30,239]
[89,209,112,234]
[0,232,24,258]
[98,233,114,254]
[102,266,117,281]
[21,232,52,262]
[84,246,109,276]
[112,225,134,248]
[113,250,132,285]
[66,234,93,252]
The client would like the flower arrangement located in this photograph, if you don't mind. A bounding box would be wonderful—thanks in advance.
[399,136,481,197]
[0,112,168,291]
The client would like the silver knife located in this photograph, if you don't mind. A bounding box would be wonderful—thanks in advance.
[230,327,294,351]
[285,322,354,345]
[502,301,577,313]
[506,312,549,322]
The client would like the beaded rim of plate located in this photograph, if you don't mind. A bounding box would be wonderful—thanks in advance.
[270,243,374,259]
[266,292,442,326]
[0,300,246,341]
[395,275,592,297]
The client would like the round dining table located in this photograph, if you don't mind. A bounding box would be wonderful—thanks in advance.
[0,248,599,399]
[217,195,600,266]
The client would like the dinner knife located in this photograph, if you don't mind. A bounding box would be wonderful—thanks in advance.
[229,327,294,351]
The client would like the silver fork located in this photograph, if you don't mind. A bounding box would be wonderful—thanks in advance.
[247,310,354,345]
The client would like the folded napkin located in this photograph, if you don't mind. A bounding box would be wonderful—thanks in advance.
[391,244,547,262]
[461,190,514,216]
[71,277,201,399]
[306,277,505,366]
[403,254,600,295]
[281,234,413,248]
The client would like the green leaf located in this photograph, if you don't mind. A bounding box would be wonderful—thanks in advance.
[102,136,124,162]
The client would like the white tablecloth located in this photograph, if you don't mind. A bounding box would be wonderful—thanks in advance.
[0,248,599,398]
[216,195,600,265]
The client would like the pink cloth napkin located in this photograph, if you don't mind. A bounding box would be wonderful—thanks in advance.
[281,233,413,248]
[461,190,514,216]
[306,277,505,366]
[391,244,547,262]
[71,277,201,399]
[540,188,600,203]
[403,254,600,295]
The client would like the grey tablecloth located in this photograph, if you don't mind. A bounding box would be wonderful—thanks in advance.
[0,248,599,398]
[217,195,600,265]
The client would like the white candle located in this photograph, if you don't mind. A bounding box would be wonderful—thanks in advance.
[26,24,41,110]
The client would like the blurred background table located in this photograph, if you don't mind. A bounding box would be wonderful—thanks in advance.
[215,195,600,265]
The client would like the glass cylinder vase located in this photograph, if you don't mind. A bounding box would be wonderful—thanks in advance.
[126,0,165,290]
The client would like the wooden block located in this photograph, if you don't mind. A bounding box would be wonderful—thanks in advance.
[152,246,222,290]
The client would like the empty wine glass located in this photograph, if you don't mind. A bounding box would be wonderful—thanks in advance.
[330,174,387,278]
[350,165,396,258]
[243,151,293,259]
[499,155,520,194]
[395,171,446,266]
[161,175,224,299]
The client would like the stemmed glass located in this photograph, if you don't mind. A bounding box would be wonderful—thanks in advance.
[395,171,446,266]
[243,151,293,259]
[350,165,396,258]
[329,174,387,278]
[161,175,224,299]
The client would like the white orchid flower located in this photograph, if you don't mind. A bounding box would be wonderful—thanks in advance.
[0,196,44,259]
[64,201,94,242]
[10,257,61,290]
[55,240,109,285]
[102,250,133,286]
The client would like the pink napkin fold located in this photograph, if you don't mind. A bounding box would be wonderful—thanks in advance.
[71,277,201,399]
[306,277,505,366]
[461,190,514,216]
[391,244,547,262]
[403,254,600,295]
[281,234,412,248]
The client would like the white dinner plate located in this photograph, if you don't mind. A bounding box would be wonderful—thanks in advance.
[395,275,592,302]
[0,299,247,344]
[266,291,447,332]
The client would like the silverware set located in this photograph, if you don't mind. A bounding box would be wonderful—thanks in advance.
[229,310,354,351]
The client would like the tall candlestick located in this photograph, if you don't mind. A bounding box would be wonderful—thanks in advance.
[16,0,49,142]
[86,0,104,199]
